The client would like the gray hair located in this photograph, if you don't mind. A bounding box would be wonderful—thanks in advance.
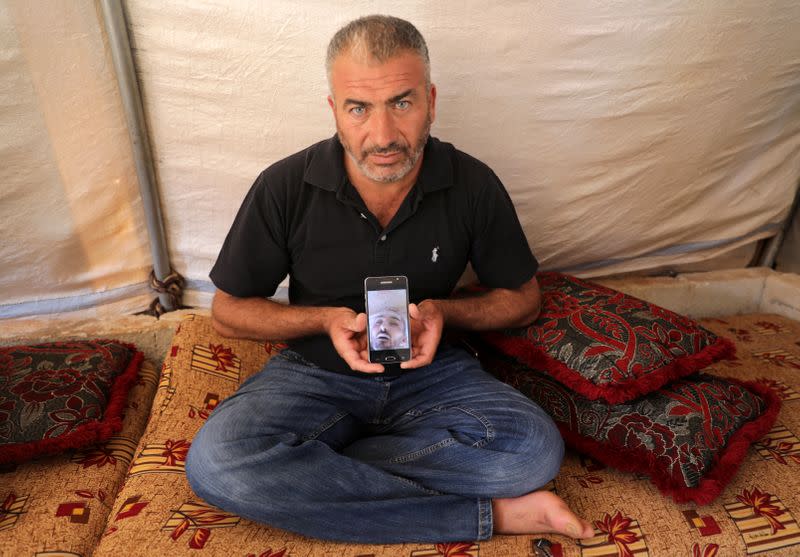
[326,15,431,91]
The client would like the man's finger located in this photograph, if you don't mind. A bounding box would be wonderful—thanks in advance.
[356,345,385,372]
[408,303,420,319]
[351,359,385,373]
[341,354,384,374]
[338,344,384,373]
[347,312,367,332]
[400,353,433,369]
[400,344,434,369]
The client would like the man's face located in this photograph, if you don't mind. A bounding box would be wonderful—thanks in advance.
[327,49,436,184]
[370,309,406,350]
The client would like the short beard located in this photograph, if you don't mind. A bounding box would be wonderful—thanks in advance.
[339,113,431,184]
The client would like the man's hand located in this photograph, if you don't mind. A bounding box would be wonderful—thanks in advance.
[325,308,385,373]
[401,300,444,369]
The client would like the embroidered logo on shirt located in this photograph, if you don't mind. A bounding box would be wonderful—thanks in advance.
[431,246,440,263]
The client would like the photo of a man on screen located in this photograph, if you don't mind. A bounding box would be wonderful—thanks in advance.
[369,306,408,350]
[367,289,409,351]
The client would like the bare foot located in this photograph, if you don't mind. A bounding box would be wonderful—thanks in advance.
[492,491,594,539]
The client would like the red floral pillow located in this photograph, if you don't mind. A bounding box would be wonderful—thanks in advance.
[483,347,780,504]
[481,272,736,404]
[0,340,143,464]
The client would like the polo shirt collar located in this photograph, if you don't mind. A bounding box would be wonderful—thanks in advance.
[304,134,453,193]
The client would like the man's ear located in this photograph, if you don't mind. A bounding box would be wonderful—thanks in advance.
[327,94,335,113]
[428,84,437,123]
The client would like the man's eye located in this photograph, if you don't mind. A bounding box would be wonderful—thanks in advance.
[350,106,366,116]
[395,100,410,110]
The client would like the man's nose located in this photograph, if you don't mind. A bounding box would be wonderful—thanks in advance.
[371,108,398,148]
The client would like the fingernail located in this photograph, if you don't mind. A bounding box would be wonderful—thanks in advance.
[566,523,579,537]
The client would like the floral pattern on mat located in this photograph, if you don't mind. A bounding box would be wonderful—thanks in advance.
[409,542,479,556]
[755,424,800,464]
[77,312,800,556]
[580,510,648,556]
[724,487,800,553]
[92,315,285,556]
[691,543,719,557]
[0,359,158,556]
[162,500,240,549]
[0,492,30,532]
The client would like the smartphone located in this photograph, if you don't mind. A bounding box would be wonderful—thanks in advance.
[364,276,412,364]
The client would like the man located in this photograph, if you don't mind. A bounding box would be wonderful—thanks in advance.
[186,15,593,544]
[369,306,408,350]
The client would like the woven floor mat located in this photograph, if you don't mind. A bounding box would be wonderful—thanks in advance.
[6,312,796,556]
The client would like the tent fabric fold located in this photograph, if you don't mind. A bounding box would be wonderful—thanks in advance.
[2,1,799,316]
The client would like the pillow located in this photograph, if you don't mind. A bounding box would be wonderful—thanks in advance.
[483,347,781,504]
[480,272,736,404]
[0,340,143,464]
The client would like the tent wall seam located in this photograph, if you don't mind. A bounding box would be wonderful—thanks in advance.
[558,222,782,274]
[0,283,152,320]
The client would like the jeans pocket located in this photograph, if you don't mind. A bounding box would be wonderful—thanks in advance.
[388,405,495,464]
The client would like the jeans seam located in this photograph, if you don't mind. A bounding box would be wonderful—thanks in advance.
[371,382,391,424]
[477,497,492,540]
[275,349,321,368]
[302,410,350,441]
[453,405,495,449]
[390,474,445,495]
[388,437,457,464]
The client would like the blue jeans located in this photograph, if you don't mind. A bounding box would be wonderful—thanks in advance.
[186,346,564,543]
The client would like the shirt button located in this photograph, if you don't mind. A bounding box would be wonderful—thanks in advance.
[380,235,387,241]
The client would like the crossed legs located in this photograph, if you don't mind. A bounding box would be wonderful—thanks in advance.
[186,347,592,543]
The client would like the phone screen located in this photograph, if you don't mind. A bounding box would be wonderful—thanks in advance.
[365,276,411,363]
[367,289,410,350]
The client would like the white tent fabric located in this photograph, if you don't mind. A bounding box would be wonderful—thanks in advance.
[1,2,152,317]
[2,0,799,318]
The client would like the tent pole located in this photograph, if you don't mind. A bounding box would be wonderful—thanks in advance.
[758,180,800,268]
[100,0,175,312]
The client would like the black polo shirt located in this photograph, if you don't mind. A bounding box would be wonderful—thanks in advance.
[210,135,538,374]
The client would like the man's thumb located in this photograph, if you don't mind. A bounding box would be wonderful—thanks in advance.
[350,312,367,332]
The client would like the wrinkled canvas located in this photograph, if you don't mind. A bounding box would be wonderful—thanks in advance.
[2,1,799,316]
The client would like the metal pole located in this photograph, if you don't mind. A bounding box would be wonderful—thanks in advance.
[100,0,174,311]
[758,180,800,268]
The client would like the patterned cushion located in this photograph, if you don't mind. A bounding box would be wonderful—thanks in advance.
[0,340,143,464]
[480,272,736,404]
[483,347,781,504]
[0,359,159,556]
